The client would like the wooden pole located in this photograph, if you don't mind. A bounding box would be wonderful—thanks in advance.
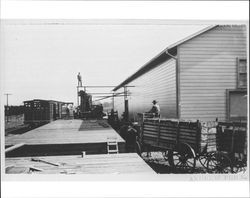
[112,92,115,110]
[124,86,129,122]
[77,87,79,107]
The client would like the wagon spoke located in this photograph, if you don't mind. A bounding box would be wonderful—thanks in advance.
[179,162,185,169]
[186,160,194,167]
[207,152,232,173]
[172,153,181,157]
[199,155,209,168]
[182,163,188,169]
[173,159,180,164]
[168,143,196,173]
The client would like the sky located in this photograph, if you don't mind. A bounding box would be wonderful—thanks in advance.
[1,20,208,106]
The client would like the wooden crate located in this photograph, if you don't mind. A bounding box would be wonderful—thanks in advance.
[217,122,247,153]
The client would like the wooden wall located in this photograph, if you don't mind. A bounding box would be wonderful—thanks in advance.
[178,25,247,121]
[114,58,177,121]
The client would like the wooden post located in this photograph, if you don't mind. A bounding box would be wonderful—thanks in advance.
[196,120,201,152]
[176,121,180,146]
[77,86,79,108]
[231,123,235,154]
[112,92,115,110]
[5,93,12,122]
[157,119,161,146]
[141,114,145,145]
[124,86,129,122]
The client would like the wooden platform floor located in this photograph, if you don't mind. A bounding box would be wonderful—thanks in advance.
[5,153,155,174]
[6,119,125,146]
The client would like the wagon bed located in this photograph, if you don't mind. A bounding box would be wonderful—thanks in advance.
[136,113,247,173]
[139,116,216,154]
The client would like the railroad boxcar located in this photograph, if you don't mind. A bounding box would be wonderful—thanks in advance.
[23,99,55,126]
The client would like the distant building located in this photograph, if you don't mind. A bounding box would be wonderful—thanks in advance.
[113,25,247,122]
[23,99,74,125]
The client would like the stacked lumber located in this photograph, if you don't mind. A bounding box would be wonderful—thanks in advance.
[5,153,155,174]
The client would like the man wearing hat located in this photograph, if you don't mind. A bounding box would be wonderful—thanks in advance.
[148,100,160,117]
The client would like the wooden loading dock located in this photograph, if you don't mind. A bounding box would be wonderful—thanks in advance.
[5,153,155,174]
[5,119,125,157]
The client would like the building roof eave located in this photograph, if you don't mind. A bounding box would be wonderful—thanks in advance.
[113,25,218,91]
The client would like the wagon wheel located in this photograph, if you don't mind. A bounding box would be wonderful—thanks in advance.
[168,143,196,173]
[198,154,209,169]
[135,141,142,156]
[230,157,247,173]
[198,152,213,170]
[206,152,233,173]
[234,161,247,173]
[231,161,243,173]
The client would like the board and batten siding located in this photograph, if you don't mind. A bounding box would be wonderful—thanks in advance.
[114,58,177,121]
[178,25,247,122]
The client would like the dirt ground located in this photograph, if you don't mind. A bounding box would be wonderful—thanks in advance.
[141,151,207,174]
[141,151,247,174]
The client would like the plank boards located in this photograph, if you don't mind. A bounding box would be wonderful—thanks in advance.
[6,119,125,146]
[5,153,155,174]
[5,119,125,156]
[142,119,199,149]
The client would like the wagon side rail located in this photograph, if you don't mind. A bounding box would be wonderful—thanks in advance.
[138,115,203,153]
[138,116,222,156]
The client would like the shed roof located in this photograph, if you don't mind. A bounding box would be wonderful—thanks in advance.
[23,99,72,104]
[23,99,49,103]
[113,25,217,91]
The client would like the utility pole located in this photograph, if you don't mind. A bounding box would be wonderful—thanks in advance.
[4,93,12,122]
[124,86,129,122]
[77,86,79,107]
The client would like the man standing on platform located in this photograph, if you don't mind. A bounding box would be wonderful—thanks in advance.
[77,72,82,87]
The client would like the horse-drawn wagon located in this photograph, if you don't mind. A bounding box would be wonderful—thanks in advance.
[135,113,247,173]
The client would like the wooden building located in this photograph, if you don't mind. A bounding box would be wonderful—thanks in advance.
[113,25,247,122]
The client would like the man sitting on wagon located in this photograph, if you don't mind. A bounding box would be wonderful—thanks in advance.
[148,100,160,117]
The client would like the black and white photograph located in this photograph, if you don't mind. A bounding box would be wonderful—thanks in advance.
[0,1,249,198]
[2,19,248,175]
